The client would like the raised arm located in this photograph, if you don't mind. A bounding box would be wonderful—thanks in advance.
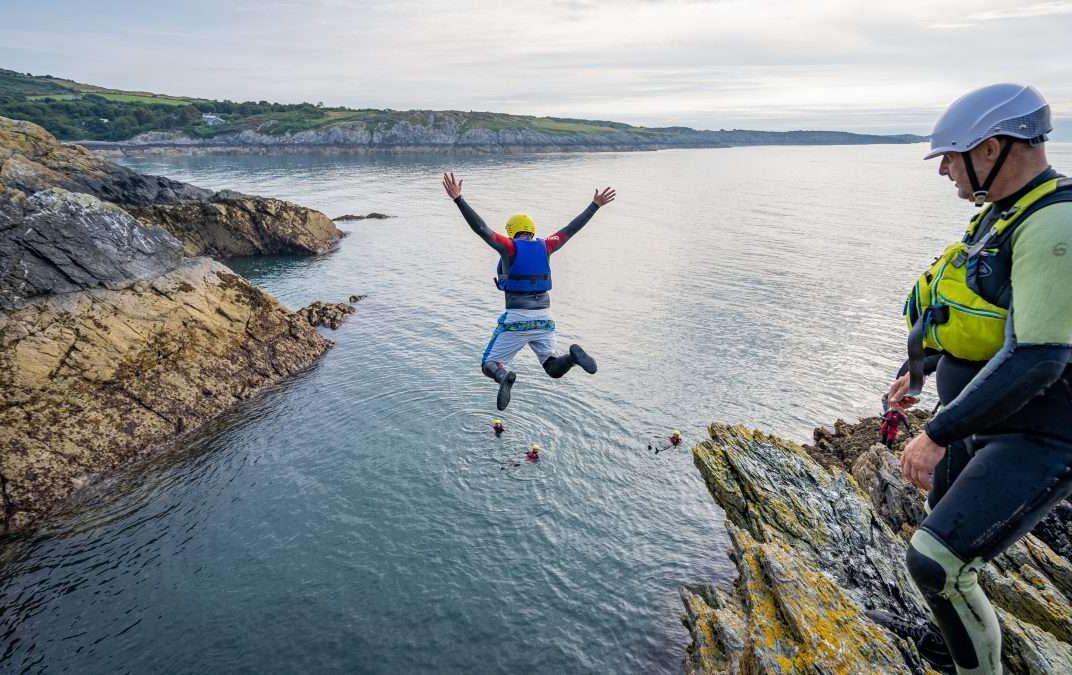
[546,187,615,254]
[443,172,512,256]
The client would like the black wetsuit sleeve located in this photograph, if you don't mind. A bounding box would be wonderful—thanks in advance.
[454,196,511,256]
[897,351,942,379]
[547,202,600,252]
[925,321,1072,446]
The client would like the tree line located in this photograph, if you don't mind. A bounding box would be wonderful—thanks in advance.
[0,93,332,141]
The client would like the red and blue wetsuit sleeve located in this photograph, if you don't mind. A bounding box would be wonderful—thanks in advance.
[546,201,600,254]
[454,196,515,257]
[455,196,600,256]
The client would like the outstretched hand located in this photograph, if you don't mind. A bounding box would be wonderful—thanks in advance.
[886,373,919,412]
[442,172,463,200]
[593,187,616,207]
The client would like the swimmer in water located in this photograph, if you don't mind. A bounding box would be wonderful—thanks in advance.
[492,419,506,436]
[526,443,541,463]
[650,430,683,454]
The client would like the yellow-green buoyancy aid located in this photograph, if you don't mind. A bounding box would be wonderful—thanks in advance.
[904,177,1071,362]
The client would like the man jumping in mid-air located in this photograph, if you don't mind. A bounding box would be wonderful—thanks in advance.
[442,172,615,410]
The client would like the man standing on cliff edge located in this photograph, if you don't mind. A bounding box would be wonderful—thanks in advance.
[879,84,1072,674]
[442,172,614,410]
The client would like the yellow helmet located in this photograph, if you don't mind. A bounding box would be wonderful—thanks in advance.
[505,214,536,238]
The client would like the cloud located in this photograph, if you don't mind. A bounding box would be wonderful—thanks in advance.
[970,1,1072,20]
[1,0,1070,133]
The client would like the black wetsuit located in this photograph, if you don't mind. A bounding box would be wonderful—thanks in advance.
[905,168,1072,673]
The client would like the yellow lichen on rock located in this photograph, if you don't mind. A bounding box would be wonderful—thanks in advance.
[683,526,923,674]
[685,420,1072,673]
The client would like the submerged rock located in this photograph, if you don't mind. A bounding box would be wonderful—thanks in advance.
[297,300,357,330]
[332,212,392,221]
[684,422,1072,673]
[0,116,343,258]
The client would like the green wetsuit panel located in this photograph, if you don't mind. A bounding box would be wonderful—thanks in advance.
[1011,202,1072,345]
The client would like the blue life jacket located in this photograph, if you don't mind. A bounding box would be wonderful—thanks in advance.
[495,239,552,293]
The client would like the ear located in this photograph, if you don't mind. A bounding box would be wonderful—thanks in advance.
[980,137,1004,160]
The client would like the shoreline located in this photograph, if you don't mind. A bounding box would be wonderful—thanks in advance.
[74,137,928,158]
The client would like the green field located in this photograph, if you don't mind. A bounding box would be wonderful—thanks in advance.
[27,94,82,101]
[95,93,193,106]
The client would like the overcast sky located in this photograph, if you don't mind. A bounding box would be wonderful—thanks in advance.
[2,0,1070,135]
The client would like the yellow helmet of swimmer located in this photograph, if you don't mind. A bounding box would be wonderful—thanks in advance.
[671,430,682,438]
[505,214,536,238]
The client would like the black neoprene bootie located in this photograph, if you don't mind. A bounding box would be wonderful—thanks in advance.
[865,610,955,673]
[569,344,597,374]
[542,354,574,379]
[482,362,516,410]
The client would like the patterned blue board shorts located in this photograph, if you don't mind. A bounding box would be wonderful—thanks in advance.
[481,313,557,367]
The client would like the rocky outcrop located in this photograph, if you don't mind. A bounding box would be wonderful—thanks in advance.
[683,423,1072,673]
[806,414,1072,560]
[0,188,183,309]
[0,252,331,534]
[128,192,341,257]
[0,121,337,536]
[0,118,211,205]
[297,300,357,330]
[333,212,391,221]
[0,117,342,257]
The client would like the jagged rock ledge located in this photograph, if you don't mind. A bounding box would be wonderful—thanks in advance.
[682,422,1072,673]
[1,117,343,257]
[0,118,348,536]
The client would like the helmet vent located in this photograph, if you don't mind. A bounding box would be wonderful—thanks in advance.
[990,106,1052,139]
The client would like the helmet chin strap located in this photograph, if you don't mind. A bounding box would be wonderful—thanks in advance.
[962,139,1015,206]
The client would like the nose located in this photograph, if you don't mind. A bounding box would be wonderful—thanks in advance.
[938,156,950,177]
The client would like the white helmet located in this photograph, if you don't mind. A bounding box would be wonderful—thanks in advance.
[925,83,1051,160]
[926,84,1052,205]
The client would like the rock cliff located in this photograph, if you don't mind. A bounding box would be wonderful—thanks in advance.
[683,422,1072,673]
[0,119,340,536]
[0,188,332,534]
[0,117,342,257]
[77,113,925,155]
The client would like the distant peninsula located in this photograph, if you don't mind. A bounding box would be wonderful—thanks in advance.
[1,68,926,154]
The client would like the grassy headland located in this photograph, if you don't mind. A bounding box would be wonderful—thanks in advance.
[0,68,926,149]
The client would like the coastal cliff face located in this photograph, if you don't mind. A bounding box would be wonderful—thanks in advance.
[80,113,923,155]
[683,421,1072,673]
[0,119,341,535]
[0,117,342,257]
[0,186,332,534]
